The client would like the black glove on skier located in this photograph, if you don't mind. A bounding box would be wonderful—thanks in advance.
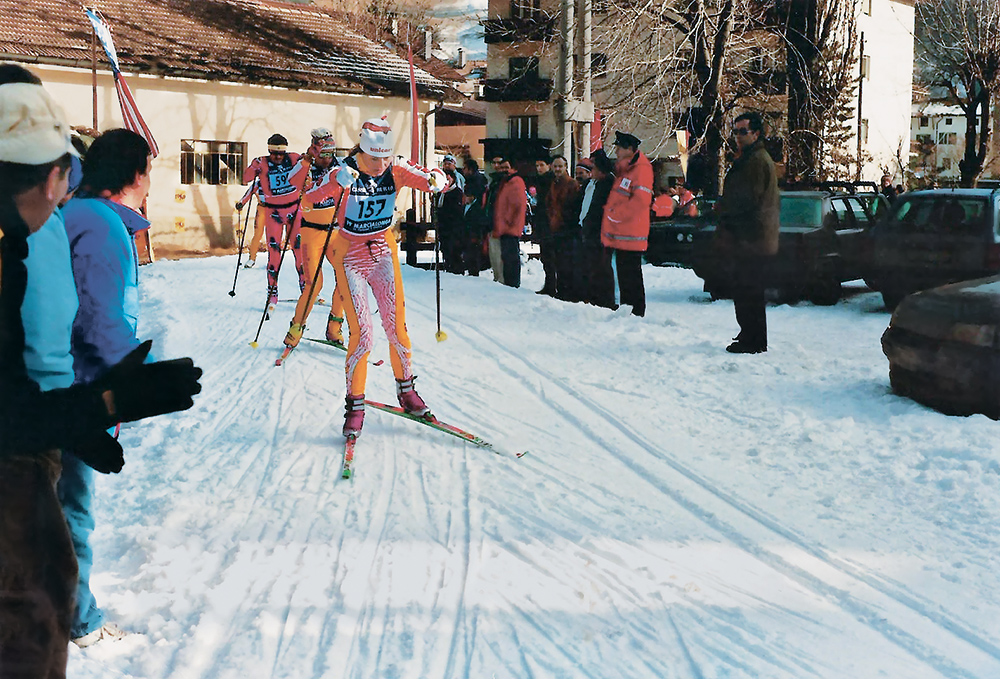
[93,340,203,424]
[72,430,125,474]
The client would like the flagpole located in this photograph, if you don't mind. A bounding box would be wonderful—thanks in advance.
[91,25,98,129]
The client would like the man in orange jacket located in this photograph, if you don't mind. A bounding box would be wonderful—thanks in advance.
[490,157,526,288]
[601,131,653,317]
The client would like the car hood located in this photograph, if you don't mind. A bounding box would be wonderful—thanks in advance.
[890,275,1000,345]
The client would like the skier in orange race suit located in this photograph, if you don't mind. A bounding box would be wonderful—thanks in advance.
[242,133,310,306]
[282,134,348,349]
[307,117,446,437]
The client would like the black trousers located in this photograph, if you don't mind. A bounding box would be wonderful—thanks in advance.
[614,250,645,317]
[731,255,772,349]
[537,235,556,292]
[584,243,616,309]
[500,235,521,288]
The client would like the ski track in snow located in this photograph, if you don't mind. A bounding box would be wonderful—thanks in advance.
[406,291,998,678]
[67,256,1000,679]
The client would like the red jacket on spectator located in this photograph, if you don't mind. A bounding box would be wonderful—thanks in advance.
[651,193,675,218]
[601,151,653,251]
[676,186,698,217]
[492,173,527,238]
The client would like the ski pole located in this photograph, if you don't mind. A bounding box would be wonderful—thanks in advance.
[229,195,254,297]
[250,205,298,348]
[434,225,447,342]
[229,180,258,297]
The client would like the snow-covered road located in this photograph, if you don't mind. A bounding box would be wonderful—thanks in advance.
[70,255,1000,679]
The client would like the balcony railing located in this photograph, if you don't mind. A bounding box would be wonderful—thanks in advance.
[482,78,554,102]
[482,16,556,44]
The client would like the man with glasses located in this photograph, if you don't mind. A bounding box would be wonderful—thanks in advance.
[714,111,779,354]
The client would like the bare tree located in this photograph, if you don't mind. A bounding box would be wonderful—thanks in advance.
[916,0,1000,187]
[595,0,777,196]
[767,0,857,183]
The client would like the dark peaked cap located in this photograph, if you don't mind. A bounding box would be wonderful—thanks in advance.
[614,130,641,148]
[591,148,614,174]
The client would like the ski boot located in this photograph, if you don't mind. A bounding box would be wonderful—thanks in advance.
[243,258,256,269]
[326,314,345,347]
[396,377,431,417]
[284,322,304,348]
[343,394,365,438]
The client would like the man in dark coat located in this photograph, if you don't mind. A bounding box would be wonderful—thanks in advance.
[714,111,780,354]
[580,150,616,308]
[531,156,556,295]
[435,154,466,274]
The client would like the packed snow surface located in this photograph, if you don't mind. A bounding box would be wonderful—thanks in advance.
[69,255,1000,678]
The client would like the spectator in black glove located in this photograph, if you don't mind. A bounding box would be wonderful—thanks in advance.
[0,71,202,674]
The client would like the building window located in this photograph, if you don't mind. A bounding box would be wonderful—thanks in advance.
[860,118,868,144]
[937,132,957,145]
[509,56,540,80]
[509,115,538,139]
[181,140,246,185]
[919,116,929,128]
[945,117,953,125]
[941,158,952,170]
[863,0,872,15]
[591,52,608,78]
[510,0,541,20]
[860,55,870,80]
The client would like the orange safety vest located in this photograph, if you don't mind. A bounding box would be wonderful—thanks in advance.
[601,151,653,251]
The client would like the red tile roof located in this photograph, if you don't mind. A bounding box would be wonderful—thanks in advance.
[0,0,463,101]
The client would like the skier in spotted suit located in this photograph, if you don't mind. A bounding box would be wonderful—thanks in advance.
[308,117,446,437]
[242,133,309,305]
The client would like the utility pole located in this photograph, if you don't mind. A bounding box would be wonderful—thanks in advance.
[856,32,865,182]
[578,0,592,155]
[559,0,575,156]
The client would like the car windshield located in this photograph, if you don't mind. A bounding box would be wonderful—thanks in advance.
[780,195,823,228]
[887,195,989,234]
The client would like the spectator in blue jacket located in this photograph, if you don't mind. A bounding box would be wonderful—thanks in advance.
[0,68,202,677]
[60,128,154,647]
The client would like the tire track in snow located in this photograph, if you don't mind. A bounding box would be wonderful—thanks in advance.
[407,296,1000,679]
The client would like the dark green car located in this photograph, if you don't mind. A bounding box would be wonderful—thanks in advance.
[692,189,876,305]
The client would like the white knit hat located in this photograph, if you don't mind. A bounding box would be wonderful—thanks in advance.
[0,83,77,165]
[359,116,394,158]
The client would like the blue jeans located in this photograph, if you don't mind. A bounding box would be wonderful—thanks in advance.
[56,450,104,638]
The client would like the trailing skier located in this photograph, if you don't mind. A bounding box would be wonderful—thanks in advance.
[242,133,309,305]
[309,117,445,437]
[282,132,348,355]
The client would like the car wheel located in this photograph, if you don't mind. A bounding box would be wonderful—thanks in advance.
[807,278,842,306]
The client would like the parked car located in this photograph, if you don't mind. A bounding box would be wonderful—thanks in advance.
[882,275,1000,419]
[645,196,716,268]
[692,187,876,305]
[865,188,1000,309]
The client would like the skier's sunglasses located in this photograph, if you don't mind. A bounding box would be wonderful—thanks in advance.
[732,127,751,136]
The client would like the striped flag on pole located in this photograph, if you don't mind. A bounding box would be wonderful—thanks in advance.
[83,7,159,158]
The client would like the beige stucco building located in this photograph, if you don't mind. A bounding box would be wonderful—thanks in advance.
[34,63,438,254]
[2,0,463,256]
